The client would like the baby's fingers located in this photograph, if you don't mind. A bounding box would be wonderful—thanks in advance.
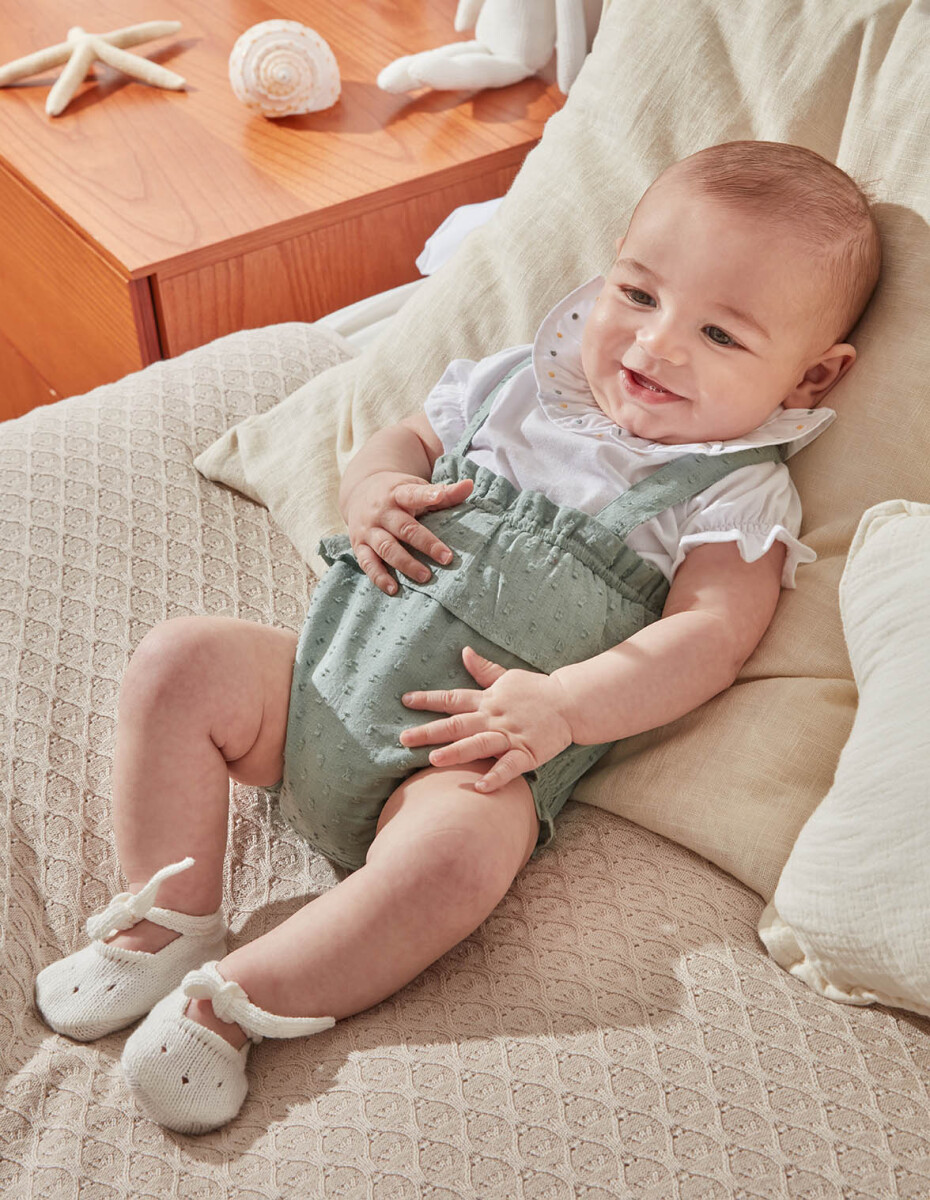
[384,512,451,571]
[425,478,474,510]
[354,542,400,595]
[396,480,473,565]
[358,525,440,588]
[474,750,529,793]
[396,479,473,515]
[399,708,482,747]
[428,731,510,767]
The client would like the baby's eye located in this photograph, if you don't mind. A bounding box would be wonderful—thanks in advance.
[704,325,738,347]
[622,288,656,307]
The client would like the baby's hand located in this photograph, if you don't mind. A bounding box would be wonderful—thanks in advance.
[399,646,575,791]
[344,472,473,595]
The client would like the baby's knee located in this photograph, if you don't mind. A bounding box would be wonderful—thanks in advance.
[121,616,221,707]
[369,766,538,898]
[370,827,496,910]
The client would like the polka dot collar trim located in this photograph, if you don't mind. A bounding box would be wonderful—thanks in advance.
[531,275,836,460]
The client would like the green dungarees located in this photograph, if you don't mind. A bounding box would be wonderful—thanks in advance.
[279,360,781,870]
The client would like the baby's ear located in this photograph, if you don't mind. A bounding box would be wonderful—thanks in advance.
[785,343,857,408]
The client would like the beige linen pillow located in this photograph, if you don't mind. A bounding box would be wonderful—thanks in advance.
[196,0,930,898]
[759,502,930,1017]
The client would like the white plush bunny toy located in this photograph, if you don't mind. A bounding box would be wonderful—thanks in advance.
[377,0,603,96]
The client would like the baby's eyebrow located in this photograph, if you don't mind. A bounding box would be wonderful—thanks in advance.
[616,256,658,280]
[714,302,771,342]
[615,257,771,342]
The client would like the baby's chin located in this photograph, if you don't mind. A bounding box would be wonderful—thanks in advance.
[645,401,791,445]
[613,403,696,444]
[653,425,748,445]
[626,417,736,446]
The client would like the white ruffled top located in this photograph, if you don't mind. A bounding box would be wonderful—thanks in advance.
[424,277,834,587]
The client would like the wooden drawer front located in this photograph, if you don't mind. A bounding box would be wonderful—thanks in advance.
[155,162,522,356]
[0,166,152,400]
[0,327,58,422]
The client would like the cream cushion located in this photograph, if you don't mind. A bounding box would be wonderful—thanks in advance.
[759,501,930,1017]
[195,0,930,899]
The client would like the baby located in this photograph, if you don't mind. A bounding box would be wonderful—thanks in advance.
[34,140,881,1134]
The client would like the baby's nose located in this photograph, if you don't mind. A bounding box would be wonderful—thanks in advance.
[636,319,686,365]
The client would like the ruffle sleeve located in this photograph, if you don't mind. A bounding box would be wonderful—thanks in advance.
[422,358,479,453]
[423,345,533,453]
[672,461,815,588]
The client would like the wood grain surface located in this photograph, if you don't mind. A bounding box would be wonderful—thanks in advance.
[0,0,561,278]
[156,158,521,355]
[0,163,149,407]
[0,329,60,420]
[0,0,562,413]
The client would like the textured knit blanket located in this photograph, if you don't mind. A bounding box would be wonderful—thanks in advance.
[3,325,929,1198]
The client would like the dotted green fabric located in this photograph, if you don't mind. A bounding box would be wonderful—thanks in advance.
[280,362,781,869]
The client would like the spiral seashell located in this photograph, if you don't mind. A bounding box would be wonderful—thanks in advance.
[228,20,340,118]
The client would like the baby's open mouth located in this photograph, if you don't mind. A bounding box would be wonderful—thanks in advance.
[621,367,684,403]
[631,370,667,392]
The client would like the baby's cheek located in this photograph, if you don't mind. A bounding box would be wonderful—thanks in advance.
[580,322,602,372]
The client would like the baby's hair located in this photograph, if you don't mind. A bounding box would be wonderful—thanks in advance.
[669,141,882,342]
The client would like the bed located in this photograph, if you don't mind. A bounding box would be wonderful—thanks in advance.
[4,0,930,1195]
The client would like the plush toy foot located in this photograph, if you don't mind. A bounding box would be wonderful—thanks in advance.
[35,858,227,1041]
[377,44,534,93]
[121,961,336,1134]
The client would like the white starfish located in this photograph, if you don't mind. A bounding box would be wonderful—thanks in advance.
[0,21,185,117]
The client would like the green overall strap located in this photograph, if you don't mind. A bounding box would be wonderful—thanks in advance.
[593,444,785,542]
[450,351,783,543]
[453,356,533,457]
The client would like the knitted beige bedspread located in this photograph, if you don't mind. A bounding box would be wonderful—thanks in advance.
[2,325,929,1198]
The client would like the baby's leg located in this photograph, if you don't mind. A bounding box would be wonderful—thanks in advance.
[209,762,539,1043]
[106,615,296,953]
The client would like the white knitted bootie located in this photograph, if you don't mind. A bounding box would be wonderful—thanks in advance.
[121,960,335,1134]
[35,857,227,1041]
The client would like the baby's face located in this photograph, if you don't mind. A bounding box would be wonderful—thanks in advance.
[580,175,854,444]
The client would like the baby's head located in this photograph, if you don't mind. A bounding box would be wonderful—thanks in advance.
[580,141,881,444]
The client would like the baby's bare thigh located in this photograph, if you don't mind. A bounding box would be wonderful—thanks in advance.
[129,615,297,787]
[369,761,540,883]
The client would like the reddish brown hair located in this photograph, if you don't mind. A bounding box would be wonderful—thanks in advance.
[670,141,881,341]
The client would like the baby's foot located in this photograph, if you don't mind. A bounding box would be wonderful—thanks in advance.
[105,919,180,955]
[184,995,249,1048]
[35,860,227,1041]
[106,922,247,1045]
[105,923,248,1044]
[122,962,335,1134]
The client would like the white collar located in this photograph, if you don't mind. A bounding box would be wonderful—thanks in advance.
[530,275,835,460]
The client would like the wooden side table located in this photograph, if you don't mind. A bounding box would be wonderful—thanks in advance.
[0,0,563,420]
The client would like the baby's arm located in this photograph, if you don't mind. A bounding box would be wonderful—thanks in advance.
[401,540,785,789]
[339,410,473,595]
[552,539,786,745]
